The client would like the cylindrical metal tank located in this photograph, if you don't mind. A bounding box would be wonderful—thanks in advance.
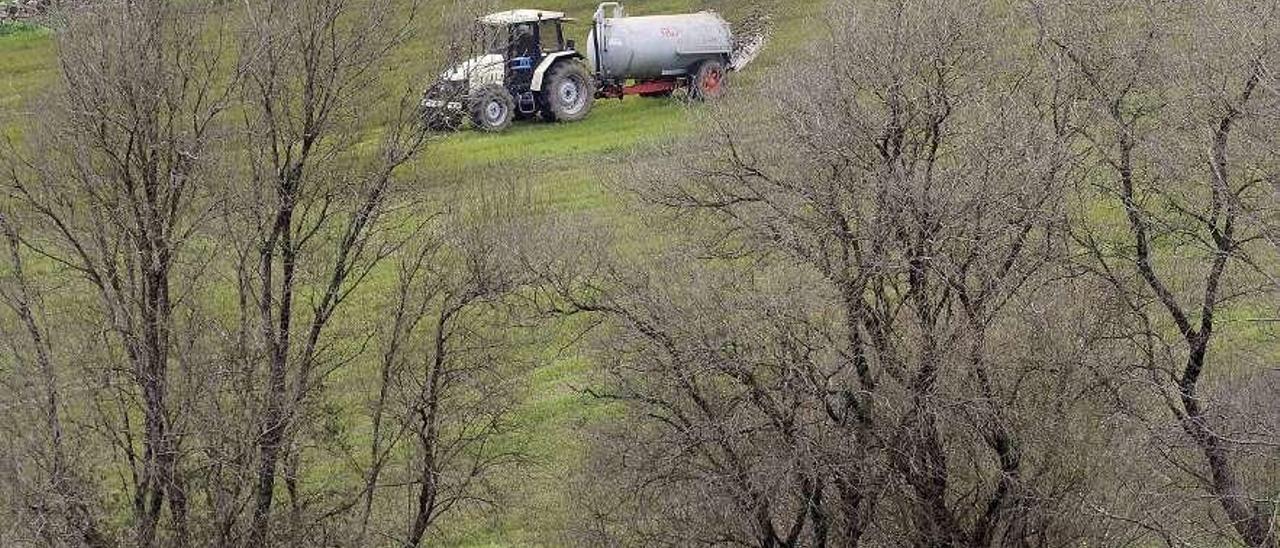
[586,2,732,80]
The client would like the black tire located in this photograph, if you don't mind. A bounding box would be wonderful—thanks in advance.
[541,61,595,123]
[469,85,515,133]
[690,59,728,101]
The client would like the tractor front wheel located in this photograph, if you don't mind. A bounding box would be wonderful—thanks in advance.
[541,61,595,123]
[469,85,515,132]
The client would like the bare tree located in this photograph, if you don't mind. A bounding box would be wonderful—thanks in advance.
[351,195,537,547]
[546,254,873,547]
[0,212,107,547]
[3,2,235,545]
[549,1,1130,546]
[227,0,430,542]
[404,205,532,547]
[1,0,508,544]
[1035,1,1280,545]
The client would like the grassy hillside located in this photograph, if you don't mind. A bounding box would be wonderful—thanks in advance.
[0,22,54,137]
[0,2,816,545]
[6,2,1277,546]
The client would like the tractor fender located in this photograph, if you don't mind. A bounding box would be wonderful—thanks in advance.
[531,52,585,92]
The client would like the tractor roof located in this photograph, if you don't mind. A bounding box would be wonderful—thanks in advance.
[479,9,570,25]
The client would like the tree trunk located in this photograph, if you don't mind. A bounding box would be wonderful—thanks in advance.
[249,197,297,546]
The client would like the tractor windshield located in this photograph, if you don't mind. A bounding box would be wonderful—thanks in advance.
[476,22,536,56]
[476,20,559,56]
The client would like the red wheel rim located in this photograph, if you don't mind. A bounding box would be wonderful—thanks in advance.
[702,68,723,94]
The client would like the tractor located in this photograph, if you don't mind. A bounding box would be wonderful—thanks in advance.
[422,9,594,132]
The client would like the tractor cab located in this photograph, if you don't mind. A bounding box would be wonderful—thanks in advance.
[478,10,574,93]
[479,9,572,58]
[423,9,595,132]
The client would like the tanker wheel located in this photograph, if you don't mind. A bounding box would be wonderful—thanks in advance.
[542,61,595,122]
[469,85,515,132]
[691,60,728,101]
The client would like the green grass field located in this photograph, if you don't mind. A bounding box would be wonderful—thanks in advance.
[0,21,54,138]
[0,2,813,544]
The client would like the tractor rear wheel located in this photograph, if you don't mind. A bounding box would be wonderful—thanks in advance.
[541,61,594,123]
[690,59,728,101]
[469,85,515,132]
